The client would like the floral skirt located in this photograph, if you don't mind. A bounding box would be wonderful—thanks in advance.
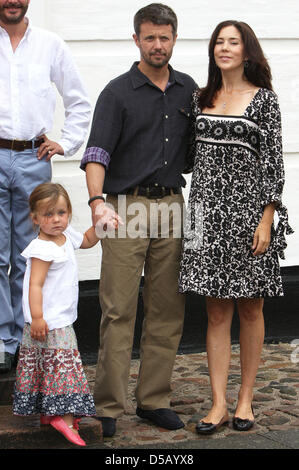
[13,324,96,417]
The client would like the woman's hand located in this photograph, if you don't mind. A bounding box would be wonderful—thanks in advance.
[252,222,271,256]
[30,318,49,342]
[252,202,276,256]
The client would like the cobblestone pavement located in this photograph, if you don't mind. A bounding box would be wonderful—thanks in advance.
[1,341,298,449]
[84,342,299,448]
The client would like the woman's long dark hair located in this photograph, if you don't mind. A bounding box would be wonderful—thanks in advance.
[198,20,273,110]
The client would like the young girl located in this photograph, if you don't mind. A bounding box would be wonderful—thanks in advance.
[13,183,99,447]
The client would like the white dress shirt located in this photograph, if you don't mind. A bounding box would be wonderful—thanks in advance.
[0,19,91,156]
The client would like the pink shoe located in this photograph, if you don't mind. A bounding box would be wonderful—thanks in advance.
[50,416,86,447]
[40,415,53,425]
[40,415,81,430]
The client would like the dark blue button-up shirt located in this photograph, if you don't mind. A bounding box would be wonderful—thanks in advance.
[81,62,197,194]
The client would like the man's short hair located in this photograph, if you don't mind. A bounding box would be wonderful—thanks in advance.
[134,3,178,37]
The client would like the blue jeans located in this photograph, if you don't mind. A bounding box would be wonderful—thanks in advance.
[0,147,51,354]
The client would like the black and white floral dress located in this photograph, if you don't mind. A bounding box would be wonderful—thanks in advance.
[179,88,293,299]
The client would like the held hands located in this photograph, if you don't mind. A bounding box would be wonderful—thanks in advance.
[252,221,271,256]
[30,318,49,342]
[90,200,123,237]
[37,134,64,161]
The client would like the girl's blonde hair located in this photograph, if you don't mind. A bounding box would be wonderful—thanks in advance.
[29,182,72,221]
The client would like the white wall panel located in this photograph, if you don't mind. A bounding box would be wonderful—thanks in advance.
[44,0,299,40]
[281,154,299,266]
[28,0,299,278]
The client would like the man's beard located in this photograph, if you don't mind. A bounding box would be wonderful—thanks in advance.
[141,50,172,69]
[0,2,29,25]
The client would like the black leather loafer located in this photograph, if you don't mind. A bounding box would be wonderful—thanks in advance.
[93,416,116,437]
[232,405,254,431]
[136,407,185,430]
[196,415,229,435]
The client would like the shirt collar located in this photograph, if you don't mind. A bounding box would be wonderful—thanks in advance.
[130,61,184,89]
[0,17,31,38]
[23,17,32,37]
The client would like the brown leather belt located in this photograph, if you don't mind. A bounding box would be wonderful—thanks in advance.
[0,138,44,151]
[127,185,182,199]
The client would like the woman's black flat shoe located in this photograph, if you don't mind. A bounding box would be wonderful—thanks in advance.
[232,405,254,431]
[196,415,229,435]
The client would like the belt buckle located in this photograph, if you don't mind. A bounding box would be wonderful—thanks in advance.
[146,186,157,199]
[147,186,166,199]
[11,139,26,151]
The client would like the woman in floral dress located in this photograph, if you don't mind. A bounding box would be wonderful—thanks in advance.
[179,20,293,434]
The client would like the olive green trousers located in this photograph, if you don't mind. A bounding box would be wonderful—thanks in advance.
[93,193,186,418]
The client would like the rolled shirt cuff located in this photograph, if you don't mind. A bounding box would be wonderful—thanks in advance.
[58,138,87,158]
[80,146,110,171]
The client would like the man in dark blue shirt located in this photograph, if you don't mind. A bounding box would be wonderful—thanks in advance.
[81,3,197,437]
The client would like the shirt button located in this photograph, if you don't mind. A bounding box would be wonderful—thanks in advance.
[165,161,168,165]
[165,138,169,142]
[165,115,168,119]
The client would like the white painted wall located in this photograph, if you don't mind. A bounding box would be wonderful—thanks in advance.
[28,0,299,279]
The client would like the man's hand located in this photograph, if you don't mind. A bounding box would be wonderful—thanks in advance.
[37,135,64,161]
[90,200,123,237]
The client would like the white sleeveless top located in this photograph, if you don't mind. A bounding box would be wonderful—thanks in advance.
[21,225,83,330]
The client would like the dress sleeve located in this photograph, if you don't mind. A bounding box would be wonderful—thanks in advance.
[259,90,294,259]
[21,239,67,263]
[183,89,200,174]
[64,225,84,250]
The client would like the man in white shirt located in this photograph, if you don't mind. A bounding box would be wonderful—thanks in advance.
[0,0,91,372]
